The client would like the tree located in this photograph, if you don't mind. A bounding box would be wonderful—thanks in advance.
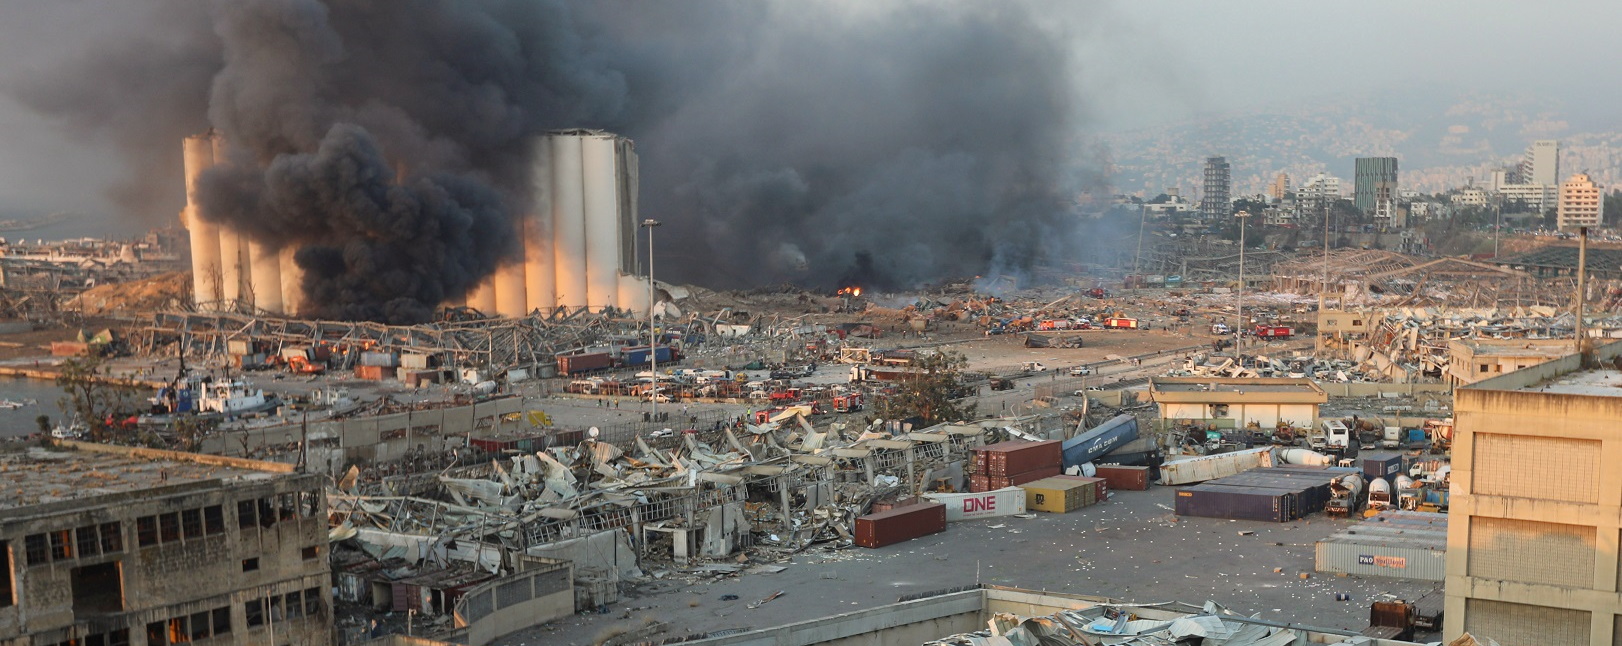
[57,354,145,440]
[35,415,50,433]
[883,351,976,425]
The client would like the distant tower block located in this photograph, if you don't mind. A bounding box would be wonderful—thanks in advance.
[182,133,223,308]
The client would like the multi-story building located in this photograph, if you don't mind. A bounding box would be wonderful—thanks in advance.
[1201,156,1231,220]
[1447,340,1622,646]
[1558,172,1605,228]
[1268,172,1291,202]
[1496,182,1558,212]
[0,442,331,646]
[1451,188,1490,207]
[1294,173,1341,217]
[1445,338,1574,386]
[1522,139,1561,187]
[1353,157,1399,219]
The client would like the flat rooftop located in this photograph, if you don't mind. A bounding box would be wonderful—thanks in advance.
[1516,368,1622,398]
[1148,377,1328,404]
[1453,338,1573,358]
[0,442,287,511]
[1153,383,1314,393]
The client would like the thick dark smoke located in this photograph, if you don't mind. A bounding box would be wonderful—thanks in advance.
[10,0,1103,321]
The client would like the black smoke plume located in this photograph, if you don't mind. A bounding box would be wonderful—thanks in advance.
[10,0,1104,322]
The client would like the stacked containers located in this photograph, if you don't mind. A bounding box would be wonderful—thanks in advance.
[968,441,1061,493]
[1093,465,1151,491]
[854,501,947,548]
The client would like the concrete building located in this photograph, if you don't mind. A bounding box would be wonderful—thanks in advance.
[1268,172,1291,201]
[1201,156,1231,220]
[1354,157,1399,219]
[1558,172,1605,229]
[1447,340,1622,646]
[1495,182,1558,212]
[1147,377,1327,429]
[1523,139,1561,187]
[0,442,330,646]
[1295,173,1341,217]
[1451,188,1489,207]
[1446,338,1573,386]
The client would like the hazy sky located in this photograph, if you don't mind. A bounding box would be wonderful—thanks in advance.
[0,0,1617,236]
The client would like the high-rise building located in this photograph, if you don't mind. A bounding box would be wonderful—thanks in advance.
[1522,140,1561,187]
[1294,173,1341,217]
[1447,340,1622,646]
[1201,156,1231,220]
[1557,173,1604,228]
[1268,172,1290,201]
[1353,157,1399,219]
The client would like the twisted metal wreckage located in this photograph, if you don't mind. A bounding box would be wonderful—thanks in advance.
[326,411,994,575]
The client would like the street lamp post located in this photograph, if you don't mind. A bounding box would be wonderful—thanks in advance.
[642,219,662,424]
[1236,211,1251,351]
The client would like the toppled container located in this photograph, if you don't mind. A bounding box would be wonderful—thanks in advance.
[923,488,1027,522]
[854,501,947,548]
[1093,465,1151,491]
[1052,475,1109,502]
[970,440,1061,477]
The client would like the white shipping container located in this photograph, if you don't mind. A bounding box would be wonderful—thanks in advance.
[923,487,1027,521]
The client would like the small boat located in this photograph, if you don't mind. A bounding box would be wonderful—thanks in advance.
[0,399,33,410]
[51,418,86,440]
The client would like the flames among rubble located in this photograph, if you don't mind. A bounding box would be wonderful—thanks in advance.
[837,286,862,298]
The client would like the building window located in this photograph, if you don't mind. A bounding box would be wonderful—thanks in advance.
[146,621,165,646]
[1480,364,1490,373]
[189,611,211,640]
[25,534,48,566]
[203,506,224,535]
[212,606,231,635]
[245,599,265,627]
[76,526,101,559]
[258,498,276,528]
[242,558,259,572]
[304,587,323,617]
[181,509,202,539]
[100,523,122,554]
[284,590,304,619]
[302,545,319,560]
[279,493,297,521]
[237,500,257,529]
[49,529,74,561]
[158,513,181,543]
[299,491,318,518]
[137,517,159,547]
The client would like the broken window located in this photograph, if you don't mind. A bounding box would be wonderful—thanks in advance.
[50,529,74,561]
[212,607,231,635]
[100,523,122,554]
[203,506,224,535]
[166,615,191,644]
[245,599,265,627]
[71,561,123,614]
[158,513,180,543]
[76,526,100,558]
[137,517,158,547]
[0,541,13,607]
[180,509,202,539]
[189,611,210,640]
[25,534,48,566]
[279,493,297,521]
[303,587,322,616]
[237,500,257,529]
[258,498,276,528]
[299,491,317,518]
[302,545,319,560]
[146,621,166,646]
[284,590,303,619]
[242,558,259,572]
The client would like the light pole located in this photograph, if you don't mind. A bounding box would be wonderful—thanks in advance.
[642,218,662,423]
[1235,211,1251,351]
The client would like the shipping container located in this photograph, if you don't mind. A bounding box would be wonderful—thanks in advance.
[360,351,399,367]
[870,496,921,514]
[621,345,676,366]
[1314,511,1446,581]
[1050,475,1109,502]
[970,440,1061,477]
[557,352,613,375]
[854,501,946,548]
[1061,415,1139,468]
[1021,478,1094,513]
[969,466,1062,493]
[1175,484,1300,522]
[1093,465,1151,491]
[400,353,432,370]
[923,488,1027,522]
[354,365,397,381]
[1359,452,1406,483]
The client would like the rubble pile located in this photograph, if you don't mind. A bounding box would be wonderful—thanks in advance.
[925,600,1366,646]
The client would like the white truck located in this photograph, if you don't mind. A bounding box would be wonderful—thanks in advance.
[1022,361,1048,372]
[1311,420,1351,451]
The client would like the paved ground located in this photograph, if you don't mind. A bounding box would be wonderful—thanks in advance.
[497,484,1440,646]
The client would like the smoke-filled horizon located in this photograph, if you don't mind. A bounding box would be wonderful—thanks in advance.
[9,0,1107,322]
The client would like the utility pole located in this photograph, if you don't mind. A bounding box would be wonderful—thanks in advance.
[1576,226,1591,365]
[642,219,662,425]
[1236,211,1251,351]
[1133,203,1147,278]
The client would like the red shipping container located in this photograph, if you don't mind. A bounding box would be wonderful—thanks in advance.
[970,466,1062,492]
[1050,475,1110,501]
[970,440,1061,477]
[854,501,946,548]
[1094,465,1151,491]
[355,365,397,381]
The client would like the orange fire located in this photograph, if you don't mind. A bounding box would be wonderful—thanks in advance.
[838,286,862,297]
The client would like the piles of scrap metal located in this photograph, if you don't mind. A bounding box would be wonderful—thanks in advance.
[925,601,1343,646]
[1166,352,1379,382]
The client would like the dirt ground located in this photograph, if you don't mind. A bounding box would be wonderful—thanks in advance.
[496,483,1438,646]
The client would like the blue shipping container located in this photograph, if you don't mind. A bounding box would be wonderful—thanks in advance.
[1062,415,1138,468]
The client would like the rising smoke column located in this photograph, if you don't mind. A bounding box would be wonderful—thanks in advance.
[11,0,1103,319]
